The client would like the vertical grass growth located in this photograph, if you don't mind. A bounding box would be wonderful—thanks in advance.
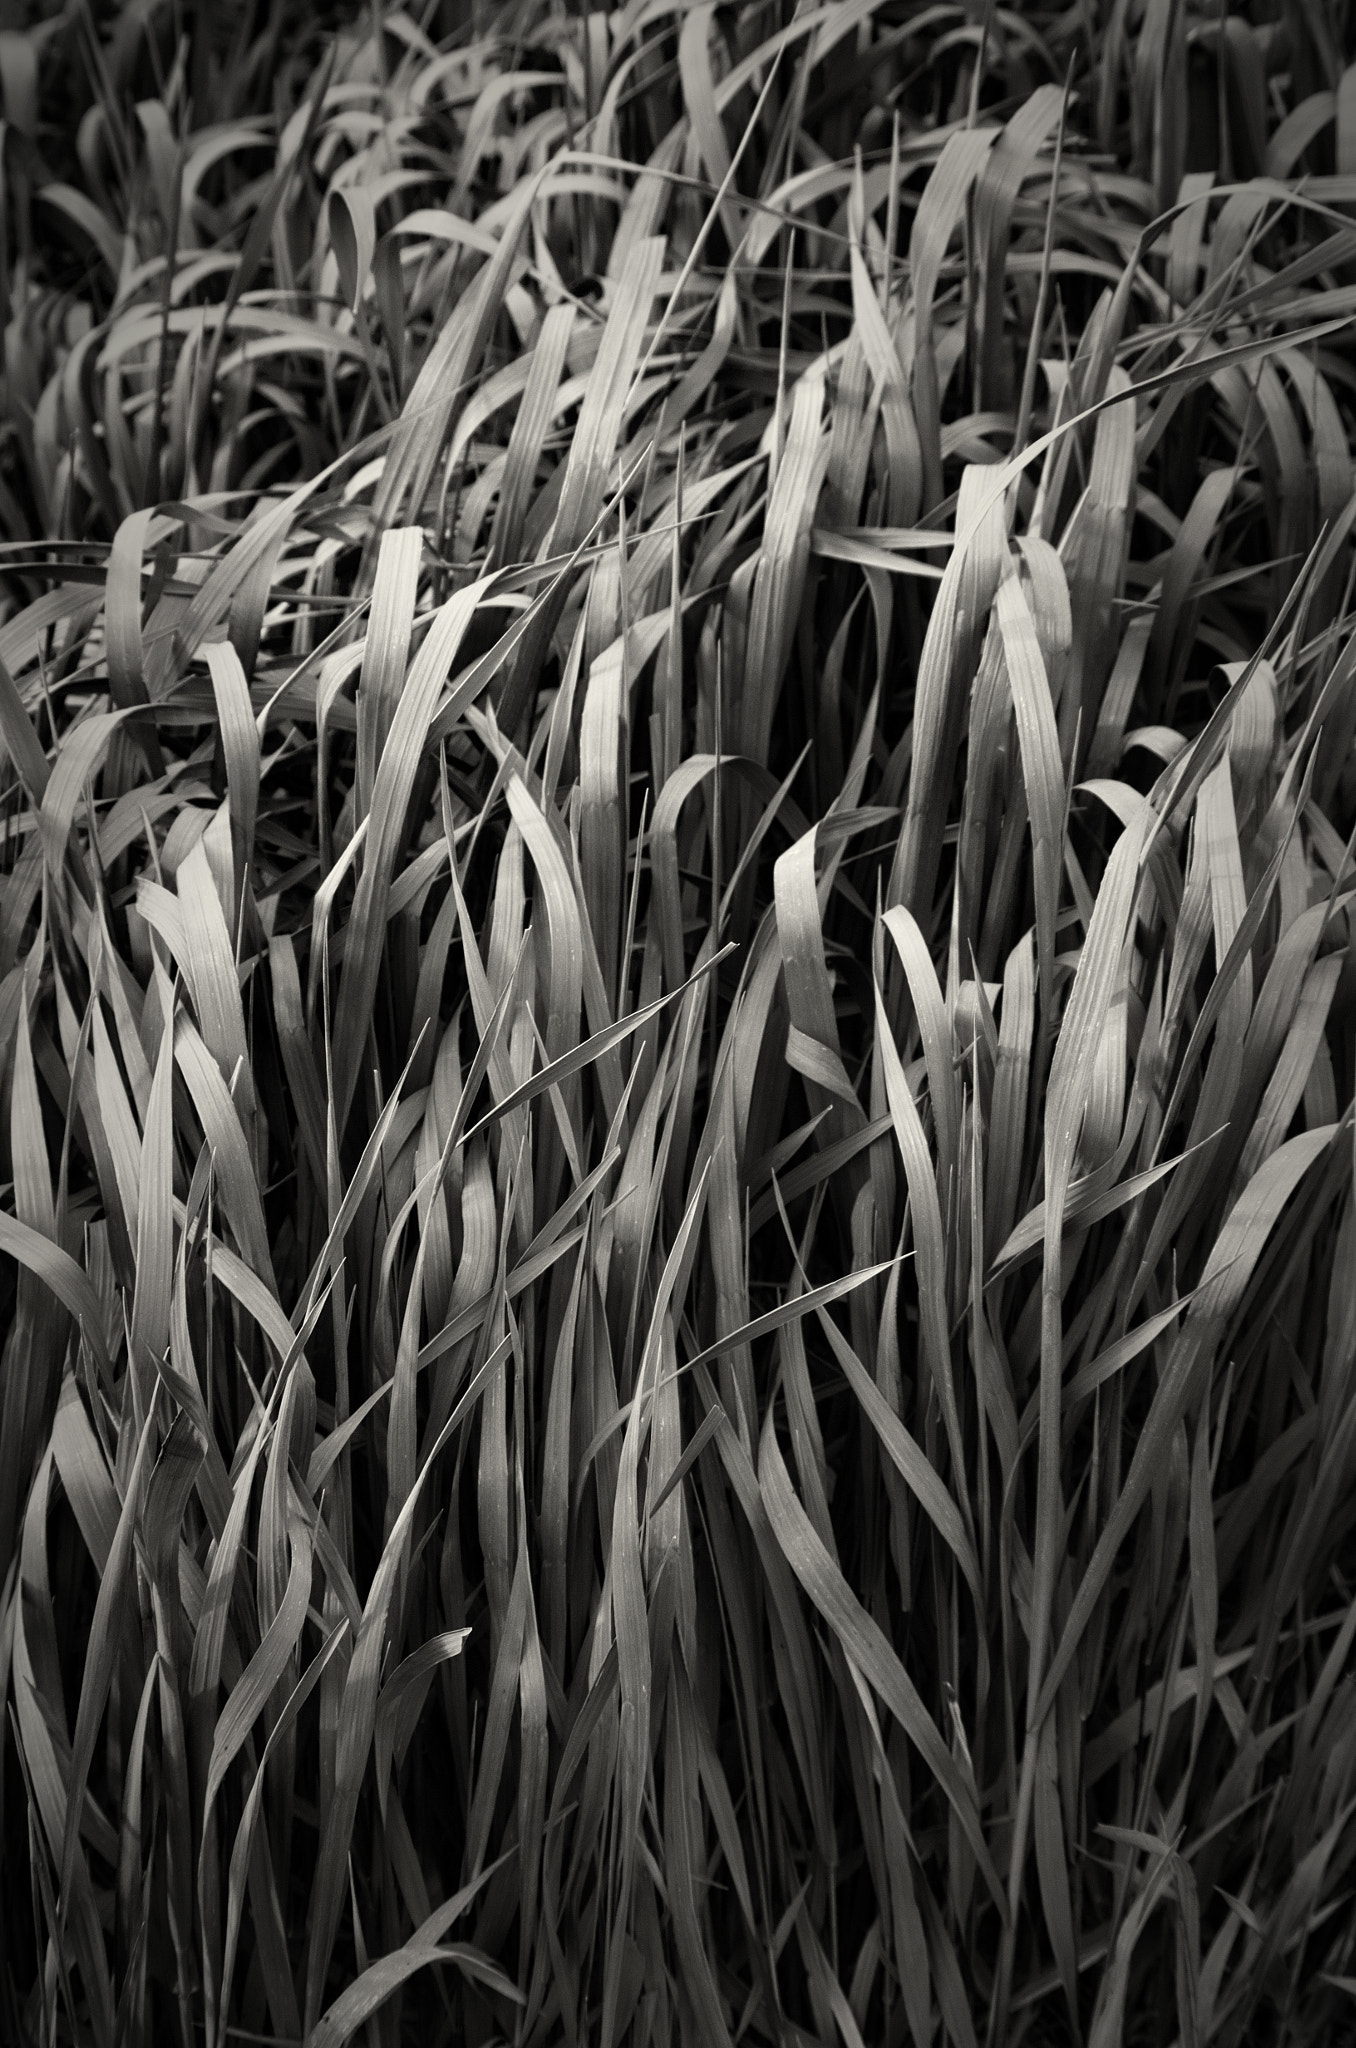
[3,2,1356,2044]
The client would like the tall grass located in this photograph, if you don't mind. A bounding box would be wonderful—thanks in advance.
[3,1,1356,2043]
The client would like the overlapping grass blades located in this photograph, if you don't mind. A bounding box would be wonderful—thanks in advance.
[3,1,1356,2044]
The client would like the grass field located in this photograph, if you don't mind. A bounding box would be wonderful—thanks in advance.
[3,0,1356,2042]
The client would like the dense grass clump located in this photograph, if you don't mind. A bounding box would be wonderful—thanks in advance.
[4,0,1356,2043]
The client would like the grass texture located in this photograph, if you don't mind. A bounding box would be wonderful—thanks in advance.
[3,0,1356,2042]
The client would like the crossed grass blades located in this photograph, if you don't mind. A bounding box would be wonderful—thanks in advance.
[3,0,1356,2043]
